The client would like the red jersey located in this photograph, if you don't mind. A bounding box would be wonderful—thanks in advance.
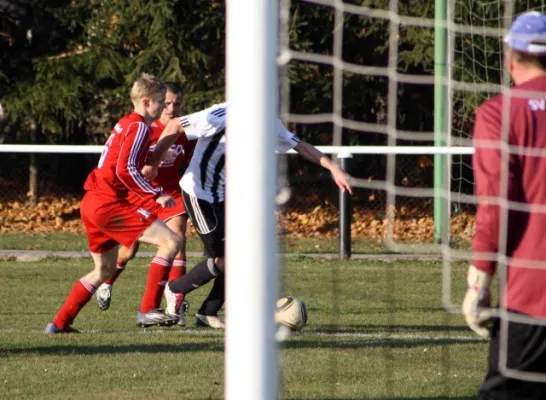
[472,76,546,317]
[149,119,195,193]
[84,113,161,202]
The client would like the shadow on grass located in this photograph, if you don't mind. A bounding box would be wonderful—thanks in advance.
[377,397,475,400]
[317,324,473,333]
[283,397,475,400]
[281,336,484,350]
[0,342,224,357]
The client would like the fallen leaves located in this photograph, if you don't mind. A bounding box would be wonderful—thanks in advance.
[0,196,475,244]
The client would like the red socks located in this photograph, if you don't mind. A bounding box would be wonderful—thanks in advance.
[104,262,126,285]
[140,256,171,313]
[168,258,187,302]
[52,278,96,329]
[169,258,187,281]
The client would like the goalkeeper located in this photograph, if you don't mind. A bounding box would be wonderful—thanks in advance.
[462,11,546,400]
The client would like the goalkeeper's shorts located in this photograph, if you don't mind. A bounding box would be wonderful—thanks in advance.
[479,314,546,400]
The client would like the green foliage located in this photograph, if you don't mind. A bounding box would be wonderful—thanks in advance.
[2,0,522,147]
[1,0,225,142]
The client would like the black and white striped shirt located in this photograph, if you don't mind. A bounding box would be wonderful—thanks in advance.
[179,103,300,203]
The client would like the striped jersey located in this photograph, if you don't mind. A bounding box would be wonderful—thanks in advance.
[83,112,161,201]
[179,103,300,203]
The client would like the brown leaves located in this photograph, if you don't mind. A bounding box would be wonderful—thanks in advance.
[0,196,83,233]
[0,196,475,244]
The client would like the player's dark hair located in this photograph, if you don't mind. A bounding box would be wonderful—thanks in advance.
[163,81,183,95]
[513,50,546,71]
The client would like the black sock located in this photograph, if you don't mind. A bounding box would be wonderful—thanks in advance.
[198,274,225,316]
[168,258,218,295]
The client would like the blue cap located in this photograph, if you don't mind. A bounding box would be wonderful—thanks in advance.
[504,11,546,54]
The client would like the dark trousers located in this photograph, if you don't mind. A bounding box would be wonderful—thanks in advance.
[478,316,546,400]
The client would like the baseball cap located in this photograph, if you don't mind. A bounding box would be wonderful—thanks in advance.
[504,11,546,54]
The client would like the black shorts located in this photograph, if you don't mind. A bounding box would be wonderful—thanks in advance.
[479,315,546,400]
[182,191,225,258]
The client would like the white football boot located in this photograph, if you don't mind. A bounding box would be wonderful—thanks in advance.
[195,313,225,329]
[163,282,188,327]
[96,283,112,311]
[136,308,179,328]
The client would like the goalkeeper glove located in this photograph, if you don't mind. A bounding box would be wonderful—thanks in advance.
[462,265,492,338]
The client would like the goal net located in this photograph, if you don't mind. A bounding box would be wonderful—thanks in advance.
[274,0,546,396]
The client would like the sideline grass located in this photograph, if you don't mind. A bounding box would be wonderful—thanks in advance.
[0,255,486,399]
[0,232,387,254]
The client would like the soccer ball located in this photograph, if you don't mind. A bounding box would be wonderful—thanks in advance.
[274,296,308,331]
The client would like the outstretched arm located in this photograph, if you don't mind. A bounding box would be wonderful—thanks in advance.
[142,118,184,181]
[293,141,353,194]
[148,118,185,167]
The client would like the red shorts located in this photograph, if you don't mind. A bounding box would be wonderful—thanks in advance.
[131,191,186,223]
[80,192,158,253]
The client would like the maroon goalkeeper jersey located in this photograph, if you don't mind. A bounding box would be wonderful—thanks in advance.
[473,75,546,318]
[84,112,161,202]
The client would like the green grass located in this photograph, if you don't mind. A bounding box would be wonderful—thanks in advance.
[0,255,487,399]
[0,232,388,254]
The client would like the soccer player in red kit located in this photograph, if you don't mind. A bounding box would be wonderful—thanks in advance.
[45,73,182,333]
[95,81,196,327]
[462,11,546,399]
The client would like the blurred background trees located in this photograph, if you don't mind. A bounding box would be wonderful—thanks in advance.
[1,0,440,146]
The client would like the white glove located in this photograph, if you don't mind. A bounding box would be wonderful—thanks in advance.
[462,265,493,338]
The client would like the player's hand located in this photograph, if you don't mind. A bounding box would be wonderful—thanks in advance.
[462,265,493,338]
[156,193,175,208]
[330,166,353,195]
[142,165,158,183]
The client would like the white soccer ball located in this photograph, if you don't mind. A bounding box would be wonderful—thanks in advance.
[274,296,308,331]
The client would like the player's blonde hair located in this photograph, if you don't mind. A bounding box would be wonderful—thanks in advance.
[130,73,166,103]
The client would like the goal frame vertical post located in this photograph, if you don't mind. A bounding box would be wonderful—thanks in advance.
[434,0,448,243]
[225,1,279,400]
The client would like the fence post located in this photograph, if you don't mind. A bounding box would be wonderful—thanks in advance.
[338,152,353,259]
[28,122,38,207]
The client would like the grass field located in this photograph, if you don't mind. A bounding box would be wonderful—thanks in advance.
[0,240,488,400]
[0,232,387,254]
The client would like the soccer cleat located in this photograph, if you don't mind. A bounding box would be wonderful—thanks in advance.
[195,313,225,329]
[174,301,190,327]
[164,283,189,327]
[96,283,112,311]
[45,322,80,334]
[136,308,179,328]
[176,312,187,327]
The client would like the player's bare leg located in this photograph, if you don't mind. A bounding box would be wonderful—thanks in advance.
[46,246,119,334]
[163,214,189,325]
[136,219,182,327]
[96,241,140,311]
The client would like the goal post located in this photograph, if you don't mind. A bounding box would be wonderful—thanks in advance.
[225,1,279,400]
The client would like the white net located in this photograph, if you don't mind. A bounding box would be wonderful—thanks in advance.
[449,0,546,214]
[279,0,464,253]
[448,0,546,385]
[278,0,546,393]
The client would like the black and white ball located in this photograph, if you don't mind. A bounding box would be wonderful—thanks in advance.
[275,296,308,331]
